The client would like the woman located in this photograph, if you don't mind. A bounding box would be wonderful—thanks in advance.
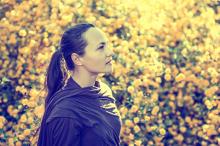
[37,23,122,146]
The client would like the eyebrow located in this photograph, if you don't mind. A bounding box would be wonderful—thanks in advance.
[98,42,107,46]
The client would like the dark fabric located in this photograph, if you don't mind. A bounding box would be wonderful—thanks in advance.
[37,77,122,146]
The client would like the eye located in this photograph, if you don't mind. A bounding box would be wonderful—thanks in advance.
[97,45,104,50]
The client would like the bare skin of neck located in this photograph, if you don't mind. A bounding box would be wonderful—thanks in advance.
[70,67,98,88]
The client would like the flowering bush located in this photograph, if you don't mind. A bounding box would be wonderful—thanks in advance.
[0,0,219,145]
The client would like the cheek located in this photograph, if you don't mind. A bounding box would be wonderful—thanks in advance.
[83,54,106,70]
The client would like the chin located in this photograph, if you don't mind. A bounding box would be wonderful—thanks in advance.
[99,69,112,74]
[105,70,113,74]
[105,66,113,73]
[91,66,113,74]
[91,69,112,75]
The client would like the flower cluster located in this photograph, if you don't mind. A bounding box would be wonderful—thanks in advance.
[0,0,219,145]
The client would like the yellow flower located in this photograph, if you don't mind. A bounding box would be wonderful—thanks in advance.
[134,125,140,133]
[19,29,27,37]
[151,125,157,131]
[0,116,6,129]
[168,101,175,108]
[185,117,191,124]
[198,130,203,137]
[180,126,187,133]
[134,140,142,146]
[29,88,39,99]
[134,96,142,104]
[202,124,209,132]
[144,116,150,121]
[133,79,142,88]
[20,114,27,123]
[204,100,213,109]
[175,73,185,82]
[155,77,161,83]
[137,91,143,97]
[125,119,133,127]
[119,107,128,115]
[165,73,171,81]
[127,86,135,94]
[159,128,166,135]
[18,134,25,140]
[27,116,34,124]
[133,117,140,123]
[21,98,29,106]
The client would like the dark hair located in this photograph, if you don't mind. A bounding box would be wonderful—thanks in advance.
[31,23,95,143]
[44,23,94,107]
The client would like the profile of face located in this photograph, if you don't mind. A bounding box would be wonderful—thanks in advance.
[71,27,113,75]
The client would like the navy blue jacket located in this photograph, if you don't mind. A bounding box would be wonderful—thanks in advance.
[37,77,122,146]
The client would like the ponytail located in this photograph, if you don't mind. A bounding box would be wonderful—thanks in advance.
[44,50,67,108]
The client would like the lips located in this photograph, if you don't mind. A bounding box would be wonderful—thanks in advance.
[106,59,112,64]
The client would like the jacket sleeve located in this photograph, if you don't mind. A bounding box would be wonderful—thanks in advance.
[47,117,81,146]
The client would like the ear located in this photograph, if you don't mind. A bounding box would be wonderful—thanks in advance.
[71,53,83,66]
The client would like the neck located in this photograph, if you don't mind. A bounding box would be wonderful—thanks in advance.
[70,68,98,88]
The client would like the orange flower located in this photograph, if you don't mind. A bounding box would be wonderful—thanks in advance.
[23,129,31,136]
[34,105,44,118]
[185,116,191,123]
[20,114,27,123]
[0,116,6,129]
[205,86,218,97]
[15,141,22,146]
[129,106,138,115]
[128,133,134,140]
[175,134,184,142]
[151,92,158,102]
[9,34,17,44]
[134,140,142,146]
[151,106,160,116]
[29,88,39,99]
[8,138,14,145]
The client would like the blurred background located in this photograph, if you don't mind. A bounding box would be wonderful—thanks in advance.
[0,0,219,145]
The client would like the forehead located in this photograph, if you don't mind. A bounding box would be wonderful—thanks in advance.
[83,27,108,46]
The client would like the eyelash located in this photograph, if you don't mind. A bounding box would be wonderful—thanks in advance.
[98,46,104,50]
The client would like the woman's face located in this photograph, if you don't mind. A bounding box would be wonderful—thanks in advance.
[75,27,113,74]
